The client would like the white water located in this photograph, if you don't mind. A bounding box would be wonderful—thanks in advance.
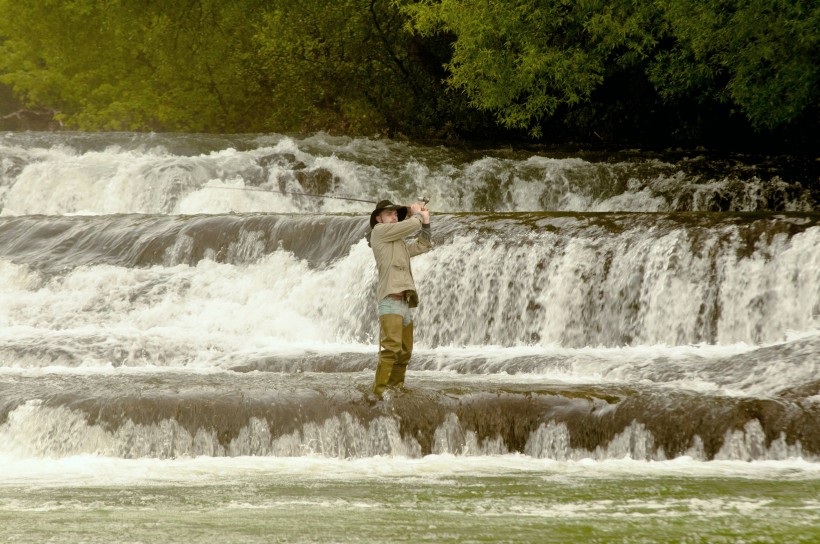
[1,132,818,543]
[1,132,814,215]
[1,221,818,366]
[1,133,817,457]
[1,395,815,461]
[3,452,819,488]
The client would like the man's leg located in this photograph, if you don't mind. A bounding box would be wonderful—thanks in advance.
[374,314,403,396]
[387,321,413,388]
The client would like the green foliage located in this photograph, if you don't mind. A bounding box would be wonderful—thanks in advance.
[0,0,816,142]
[405,0,818,137]
[0,0,458,135]
[649,0,820,129]
[0,0,271,131]
[251,0,433,134]
[404,0,660,136]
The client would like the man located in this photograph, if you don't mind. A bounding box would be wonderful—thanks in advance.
[368,199,432,398]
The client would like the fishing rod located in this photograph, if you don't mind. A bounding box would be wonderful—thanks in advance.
[204,185,378,204]
[204,184,430,205]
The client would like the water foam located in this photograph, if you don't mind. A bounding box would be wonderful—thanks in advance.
[2,401,815,463]
[2,219,818,368]
[2,133,814,215]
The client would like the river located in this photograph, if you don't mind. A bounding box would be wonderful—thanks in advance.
[1,131,818,542]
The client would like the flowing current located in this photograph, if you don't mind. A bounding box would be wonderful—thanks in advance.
[1,132,818,542]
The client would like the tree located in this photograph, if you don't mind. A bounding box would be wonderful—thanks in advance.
[0,0,272,131]
[404,0,660,137]
[404,0,819,139]
[0,0,461,135]
[649,0,820,129]
[1,0,816,143]
[250,0,471,136]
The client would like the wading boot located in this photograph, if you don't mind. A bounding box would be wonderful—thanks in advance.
[387,321,413,389]
[374,314,403,397]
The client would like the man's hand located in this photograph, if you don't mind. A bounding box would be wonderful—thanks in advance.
[409,202,430,224]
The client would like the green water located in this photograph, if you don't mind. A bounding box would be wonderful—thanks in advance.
[2,472,817,543]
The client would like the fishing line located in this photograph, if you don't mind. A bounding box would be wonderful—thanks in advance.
[204,185,430,205]
[203,185,379,204]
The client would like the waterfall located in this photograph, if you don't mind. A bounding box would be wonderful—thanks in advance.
[2,132,816,216]
[1,132,818,463]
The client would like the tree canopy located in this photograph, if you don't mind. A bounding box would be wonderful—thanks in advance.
[0,0,816,147]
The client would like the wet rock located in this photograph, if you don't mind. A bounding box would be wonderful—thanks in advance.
[294,167,336,195]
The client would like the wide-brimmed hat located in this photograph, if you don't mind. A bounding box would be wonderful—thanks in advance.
[370,199,407,228]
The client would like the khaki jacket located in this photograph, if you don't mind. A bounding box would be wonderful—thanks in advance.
[370,214,432,308]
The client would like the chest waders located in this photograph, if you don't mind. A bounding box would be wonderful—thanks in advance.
[374,315,413,396]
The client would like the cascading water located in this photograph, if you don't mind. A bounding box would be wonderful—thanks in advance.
[1,131,818,543]
[2,132,816,216]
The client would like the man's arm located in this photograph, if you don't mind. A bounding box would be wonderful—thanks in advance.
[371,214,424,243]
[406,207,431,257]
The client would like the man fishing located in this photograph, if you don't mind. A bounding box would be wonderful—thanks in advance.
[368,199,432,399]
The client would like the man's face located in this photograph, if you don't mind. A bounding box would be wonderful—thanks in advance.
[377,208,399,224]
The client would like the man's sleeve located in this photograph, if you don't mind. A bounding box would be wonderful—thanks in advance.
[371,215,423,243]
[407,222,432,257]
